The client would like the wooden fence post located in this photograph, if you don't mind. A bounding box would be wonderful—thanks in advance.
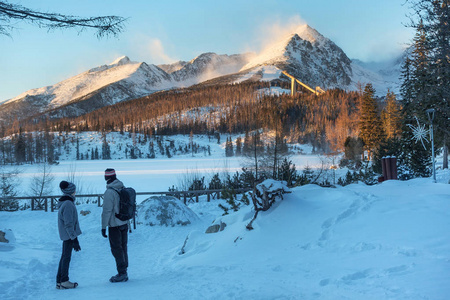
[45,198,48,212]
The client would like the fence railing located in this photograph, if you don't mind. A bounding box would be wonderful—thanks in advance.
[0,188,252,212]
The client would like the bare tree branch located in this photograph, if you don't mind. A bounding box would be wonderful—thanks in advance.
[0,1,127,38]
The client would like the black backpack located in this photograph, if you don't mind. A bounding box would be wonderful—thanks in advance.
[111,187,136,222]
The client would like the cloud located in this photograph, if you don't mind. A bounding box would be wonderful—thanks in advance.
[253,15,307,53]
[352,29,412,62]
[146,38,177,64]
[129,34,178,64]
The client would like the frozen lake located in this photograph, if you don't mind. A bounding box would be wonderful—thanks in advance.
[5,153,328,200]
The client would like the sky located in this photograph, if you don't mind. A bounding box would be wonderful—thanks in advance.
[0,0,414,101]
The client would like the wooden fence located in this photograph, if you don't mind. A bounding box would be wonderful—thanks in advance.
[0,188,252,212]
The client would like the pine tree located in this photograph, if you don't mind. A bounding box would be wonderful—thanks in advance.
[381,91,403,139]
[45,131,55,164]
[425,0,450,169]
[225,136,234,157]
[242,131,251,155]
[359,84,384,160]
[14,127,26,164]
[410,19,433,115]
[399,126,432,179]
[235,137,242,156]
[406,1,450,169]
[148,141,155,159]
[400,55,414,103]
[278,158,297,186]
[101,134,111,159]
[76,136,80,160]
[208,173,222,190]
[242,131,265,183]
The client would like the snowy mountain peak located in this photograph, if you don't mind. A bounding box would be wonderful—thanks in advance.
[239,24,353,90]
[189,52,216,64]
[295,24,327,45]
[241,24,338,72]
[110,56,132,66]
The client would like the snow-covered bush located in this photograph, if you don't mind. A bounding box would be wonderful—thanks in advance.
[246,180,290,230]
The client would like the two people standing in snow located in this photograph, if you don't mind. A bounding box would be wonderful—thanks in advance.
[101,168,130,283]
[55,168,129,289]
[56,181,82,289]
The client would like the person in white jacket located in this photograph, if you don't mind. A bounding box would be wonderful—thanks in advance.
[56,181,82,289]
[101,168,129,283]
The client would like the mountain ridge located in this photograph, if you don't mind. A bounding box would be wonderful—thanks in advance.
[0,25,405,123]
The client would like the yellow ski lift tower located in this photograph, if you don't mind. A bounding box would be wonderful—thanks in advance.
[281,71,325,96]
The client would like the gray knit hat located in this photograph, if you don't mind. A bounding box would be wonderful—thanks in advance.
[60,181,76,195]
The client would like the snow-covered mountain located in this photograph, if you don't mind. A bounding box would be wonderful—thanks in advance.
[0,53,254,121]
[239,25,353,89]
[201,25,404,95]
[0,56,173,120]
[0,24,404,122]
[351,50,408,95]
[162,52,253,84]
[6,56,172,108]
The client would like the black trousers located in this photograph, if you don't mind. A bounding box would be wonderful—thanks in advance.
[109,224,128,275]
[56,239,74,283]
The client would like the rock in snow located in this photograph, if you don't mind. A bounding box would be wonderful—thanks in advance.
[137,196,199,226]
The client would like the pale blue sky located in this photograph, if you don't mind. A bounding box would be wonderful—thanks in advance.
[0,0,414,101]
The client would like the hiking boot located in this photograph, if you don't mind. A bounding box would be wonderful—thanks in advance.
[60,280,78,289]
[56,283,61,289]
[109,273,128,282]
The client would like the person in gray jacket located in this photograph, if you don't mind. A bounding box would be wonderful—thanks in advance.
[101,168,129,283]
[56,181,82,289]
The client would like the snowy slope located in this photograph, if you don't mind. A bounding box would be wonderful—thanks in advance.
[233,65,283,83]
[350,61,396,93]
[1,170,449,300]
[351,51,407,95]
[170,52,253,84]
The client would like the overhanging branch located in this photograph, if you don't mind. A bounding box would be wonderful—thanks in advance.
[0,1,127,38]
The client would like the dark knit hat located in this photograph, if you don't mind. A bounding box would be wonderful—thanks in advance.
[105,168,116,181]
[60,180,76,195]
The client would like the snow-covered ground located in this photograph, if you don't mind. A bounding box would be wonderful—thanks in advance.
[1,168,449,300]
[1,144,449,299]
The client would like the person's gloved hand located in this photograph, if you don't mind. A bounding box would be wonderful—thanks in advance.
[73,237,81,252]
[101,229,108,238]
